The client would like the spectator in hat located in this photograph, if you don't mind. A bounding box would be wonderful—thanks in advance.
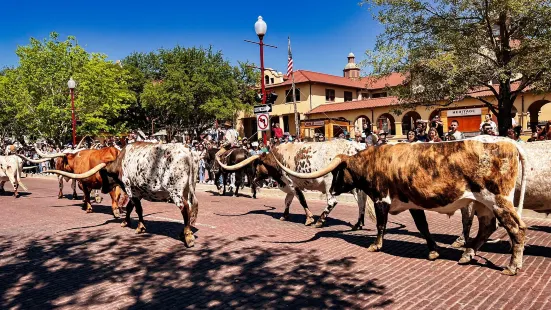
[376,130,388,146]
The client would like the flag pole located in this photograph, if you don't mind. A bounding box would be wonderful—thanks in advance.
[289,37,300,141]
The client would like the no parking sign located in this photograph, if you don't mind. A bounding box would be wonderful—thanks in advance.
[256,113,269,131]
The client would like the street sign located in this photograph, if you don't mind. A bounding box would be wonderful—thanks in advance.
[256,113,270,131]
[254,104,272,114]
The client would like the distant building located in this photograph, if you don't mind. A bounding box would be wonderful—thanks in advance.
[237,53,551,140]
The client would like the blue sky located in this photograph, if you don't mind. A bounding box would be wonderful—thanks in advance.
[0,0,382,76]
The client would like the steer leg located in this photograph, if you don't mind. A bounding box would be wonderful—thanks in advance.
[459,208,496,265]
[178,198,195,248]
[234,171,242,197]
[452,203,475,248]
[121,198,135,228]
[315,193,338,228]
[409,210,440,260]
[82,185,93,213]
[280,189,295,222]
[367,200,390,252]
[58,176,64,199]
[71,179,78,200]
[109,187,121,219]
[295,188,315,226]
[132,198,146,234]
[492,197,526,276]
[0,181,5,194]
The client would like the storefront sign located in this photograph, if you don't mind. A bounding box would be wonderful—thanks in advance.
[304,120,325,127]
[447,108,481,117]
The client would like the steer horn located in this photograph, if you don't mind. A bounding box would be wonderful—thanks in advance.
[216,154,260,171]
[44,163,107,179]
[34,145,66,158]
[17,154,52,164]
[273,154,342,179]
[76,135,89,149]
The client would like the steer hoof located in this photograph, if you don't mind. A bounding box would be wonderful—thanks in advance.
[314,220,325,228]
[72,194,78,200]
[135,223,146,234]
[279,215,289,221]
[458,255,474,265]
[501,267,518,276]
[451,238,465,248]
[367,244,381,252]
[351,223,363,231]
[304,217,315,226]
[86,208,93,213]
[181,232,195,248]
[428,251,440,261]
[121,220,130,227]
[112,209,120,219]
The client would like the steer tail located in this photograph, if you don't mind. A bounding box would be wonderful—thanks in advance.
[515,143,527,218]
[16,160,28,191]
[365,196,376,223]
[189,153,200,226]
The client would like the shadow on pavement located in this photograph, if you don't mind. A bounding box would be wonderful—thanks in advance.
[0,232,391,309]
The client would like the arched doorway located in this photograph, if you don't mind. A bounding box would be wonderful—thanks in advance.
[354,115,371,135]
[377,113,395,135]
[401,111,421,135]
[528,100,551,131]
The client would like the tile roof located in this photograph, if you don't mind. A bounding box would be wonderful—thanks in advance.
[306,97,399,114]
[265,70,406,90]
[465,81,522,98]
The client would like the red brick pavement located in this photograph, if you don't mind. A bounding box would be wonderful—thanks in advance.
[0,178,550,309]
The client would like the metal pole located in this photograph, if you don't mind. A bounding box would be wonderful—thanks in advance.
[259,36,267,145]
[71,88,76,146]
[291,71,299,140]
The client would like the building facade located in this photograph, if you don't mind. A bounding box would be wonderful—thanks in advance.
[237,53,551,140]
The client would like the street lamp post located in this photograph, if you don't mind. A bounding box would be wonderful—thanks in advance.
[67,77,77,147]
[255,16,268,146]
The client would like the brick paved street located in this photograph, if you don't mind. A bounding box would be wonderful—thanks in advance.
[1,177,550,309]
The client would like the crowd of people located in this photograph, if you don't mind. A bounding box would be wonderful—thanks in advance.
[4,114,550,189]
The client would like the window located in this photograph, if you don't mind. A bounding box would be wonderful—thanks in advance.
[372,92,387,98]
[325,89,335,102]
[361,93,369,99]
[285,88,300,103]
[265,75,270,85]
[344,91,353,102]
[270,78,274,84]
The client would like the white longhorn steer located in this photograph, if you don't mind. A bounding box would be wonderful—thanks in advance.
[46,142,200,247]
[217,139,376,229]
[0,155,30,198]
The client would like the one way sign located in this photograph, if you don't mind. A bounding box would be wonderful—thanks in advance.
[254,105,272,114]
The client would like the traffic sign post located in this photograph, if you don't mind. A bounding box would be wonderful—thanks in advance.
[254,105,272,114]
[256,113,270,131]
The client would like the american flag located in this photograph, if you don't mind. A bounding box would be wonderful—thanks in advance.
[286,36,293,78]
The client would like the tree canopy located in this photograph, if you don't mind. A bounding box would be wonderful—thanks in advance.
[126,46,258,139]
[0,32,135,145]
[363,0,551,135]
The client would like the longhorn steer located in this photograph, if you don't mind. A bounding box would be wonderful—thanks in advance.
[452,138,551,248]
[0,155,28,197]
[46,142,200,247]
[205,147,257,198]
[218,140,375,228]
[277,140,527,275]
[33,147,122,217]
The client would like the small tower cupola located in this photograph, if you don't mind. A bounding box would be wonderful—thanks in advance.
[343,52,360,79]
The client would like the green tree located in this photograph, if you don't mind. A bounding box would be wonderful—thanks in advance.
[363,0,551,135]
[2,32,135,145]
[138,46,258,139]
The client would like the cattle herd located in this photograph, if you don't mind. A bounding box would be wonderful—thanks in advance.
[1,137,549,276]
